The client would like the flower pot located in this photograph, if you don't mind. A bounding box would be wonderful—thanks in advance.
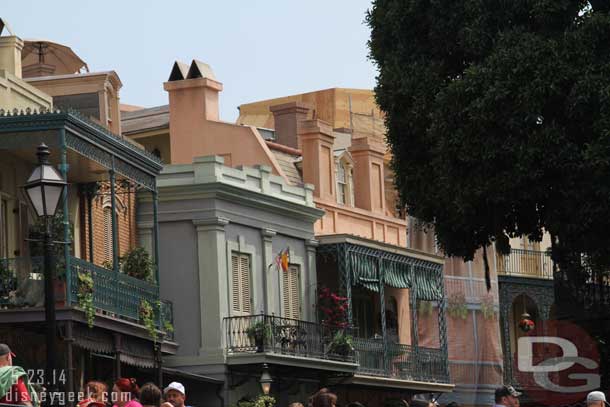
[53,280,66,307]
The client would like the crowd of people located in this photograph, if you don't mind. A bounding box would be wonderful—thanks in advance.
[0,343,608,407]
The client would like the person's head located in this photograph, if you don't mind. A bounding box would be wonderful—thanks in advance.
[312,392,337,407]
[0,344,15,367]
[587,391,609,407]
[113,378,140,405]
[140,383,162,407]
[494,386,521,407]
[289,403,304,407]
[85,381,108,403]
[163,382,186,407]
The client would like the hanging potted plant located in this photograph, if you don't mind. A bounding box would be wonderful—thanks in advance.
[327,330,354,357]
[246,321,271,352]
[447,292,468,320]
[139,299,158,342]
[518,313,535,332]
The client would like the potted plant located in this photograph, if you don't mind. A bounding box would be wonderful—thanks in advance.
[77,271,95,327]
[121,247,154,281]
[246,321,271,352]
[327,330,354,357]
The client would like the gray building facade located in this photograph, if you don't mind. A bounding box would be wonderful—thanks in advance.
[138,156,325,406]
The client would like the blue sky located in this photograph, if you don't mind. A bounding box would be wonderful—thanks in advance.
[4,1,376,121]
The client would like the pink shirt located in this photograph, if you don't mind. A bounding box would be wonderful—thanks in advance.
[114,400,143,407]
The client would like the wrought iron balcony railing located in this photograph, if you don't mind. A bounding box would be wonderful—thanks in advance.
[353,337,450,383]
[0,256,173,336]
[224,314,450,383]
[496,248,553,279]
[224,314,356,363]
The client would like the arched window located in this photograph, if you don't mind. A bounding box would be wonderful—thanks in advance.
[335,152,355,206]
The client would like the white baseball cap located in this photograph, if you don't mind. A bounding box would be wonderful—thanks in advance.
[587,391,609,405]
[164,382,185,396]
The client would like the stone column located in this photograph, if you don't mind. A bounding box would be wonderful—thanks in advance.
[305,239,319,322]
[194,217,230,363]
[261,228,277,314]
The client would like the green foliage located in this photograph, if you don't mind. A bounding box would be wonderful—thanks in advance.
[139,299,157,343]
[328,330,354,356]
[253,395,276,407]
[120,247,154,282]
[246,321,272,340]
[447,293,468,320]
[367,3,610,382]
[480,294,496,320]
[77,272,95,328]
[367,0,610,269]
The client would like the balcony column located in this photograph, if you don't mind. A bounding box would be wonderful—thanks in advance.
[109,163,119,272]
[194,217,229,363]
[59,128,72,304]
[87,185,94,263]
[261,228,276,314]
[305,239,319,322]
[337,244,353,325]
[410,286,419,348]
[437,281,449,379]
[152,188,161,286]
[377,257,389,372]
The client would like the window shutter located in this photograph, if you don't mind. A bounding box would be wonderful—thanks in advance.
[240,255,252,314]
[282,265,300,319]
[231,253,252,314]
[103,207,113,265]
[231,254,240,312]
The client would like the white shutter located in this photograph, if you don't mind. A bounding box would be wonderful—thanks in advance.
[231,253,252,315]
[282,265,300,319]
[240,255,252,314]
[103,207,113,265]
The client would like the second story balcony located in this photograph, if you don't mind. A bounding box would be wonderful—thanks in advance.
[0,256,173,339]
[496,248,553,279]
[224,313,450,385]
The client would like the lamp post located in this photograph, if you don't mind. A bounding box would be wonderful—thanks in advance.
[259,363,273,395]
[24,143,67,401]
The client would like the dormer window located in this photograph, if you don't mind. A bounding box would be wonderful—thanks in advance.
[336,162,347,205]
[335,152,355,206]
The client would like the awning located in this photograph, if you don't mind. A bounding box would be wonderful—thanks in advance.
[319,236,445,301]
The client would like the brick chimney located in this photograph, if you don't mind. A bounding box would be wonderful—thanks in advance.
[298,119,336,201]
[0,35,23,78]
[349,137,386,214]
[164,60,223,163]
[270,101,311,149]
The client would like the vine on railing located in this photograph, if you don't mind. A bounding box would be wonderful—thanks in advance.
[77,271,95,327]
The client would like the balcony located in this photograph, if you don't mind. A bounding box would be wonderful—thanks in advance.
[224,314,450,384]
[353,337,450,383]
[224,314,356,369]
[0,256,173,337]
[496,248,553,279]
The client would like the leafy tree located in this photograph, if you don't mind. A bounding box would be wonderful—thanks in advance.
[368,0,610,382]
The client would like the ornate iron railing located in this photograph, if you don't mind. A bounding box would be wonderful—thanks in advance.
[0,256,172,333]
[353,337,450,383]
[69,256,159,322]
[224,314,356,363]
[496,248,553,279]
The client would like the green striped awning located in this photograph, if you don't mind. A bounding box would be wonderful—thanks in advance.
[343,243,444,301]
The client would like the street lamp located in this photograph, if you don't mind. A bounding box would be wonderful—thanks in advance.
[259,364,273,395]
[23,143,67,402]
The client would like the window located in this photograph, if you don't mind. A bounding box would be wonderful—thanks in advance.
[103,206,113,265]
[336,162,347,205]
[231,252,252,314]
[282,265,301,319]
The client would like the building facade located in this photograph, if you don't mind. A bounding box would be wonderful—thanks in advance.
[0,25,175,396]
